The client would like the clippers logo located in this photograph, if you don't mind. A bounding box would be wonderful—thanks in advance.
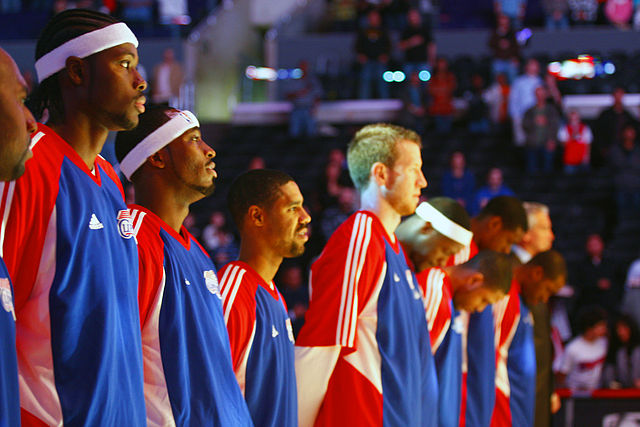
[204,270,221,298]
[117,210,134,239]
[0,278,14,316]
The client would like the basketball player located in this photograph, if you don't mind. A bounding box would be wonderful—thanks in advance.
[0,46,37,427]
[0,10,147,425]
[115,106,253,425]
[220,168,311,426]
[295,123,437,426]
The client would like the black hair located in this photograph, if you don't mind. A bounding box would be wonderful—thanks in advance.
[427,197,471,231]
[464,250,512,295]
[30,9,119,122]
[576,305,607,335]
[527,249,567,281]
[607,314,640,364]
[115,104,178,166]
[477,195,528,232]
[227,169,295,230]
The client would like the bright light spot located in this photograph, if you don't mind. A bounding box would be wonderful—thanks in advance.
[383,71,394,82]
[604,62,616,75]
[393,71,406,82]
[419,70,431,81]
[245,66,256,79]
[548,62,562,74]
[291,68,303,79]
[277,69,288,80]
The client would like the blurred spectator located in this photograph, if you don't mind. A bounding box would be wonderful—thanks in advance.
[522,85,561,174]
[494,0,528,29]
[484,73,511,133]
[151,48,184,106]
[355,10,391,99]
[441,151,476,210]
[556,306,608,390]
[183,212,200,238]
[567,0,599,25]
[398,8,436,76]
[622,254,640,328]
[286,60,323,140]
[328,0,358,31]
[488,13,520,84]
[634,0,640,29]
[543,0,570,30]
[428,57,457,134]
[315,148,350,210]
[464,73,491,135]
[509,58,542,147]
[401,71,428,135]
[544,72,564,115]
[202,211,227,252]
[604,0,633,29]
[557,109,593,174]
[594,87,637,166]
[473,167,515,214]
[277,263,309,336]
[201,211,238,268]
[573,234,622,317]
[602,314,640,389]
[609,123,640,215]
[320,187,357,241]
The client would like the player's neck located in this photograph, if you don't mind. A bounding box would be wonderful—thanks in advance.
[238,240,281,285]
[49,116,109,170]
[134,185,190,233]
[359,188,400,239]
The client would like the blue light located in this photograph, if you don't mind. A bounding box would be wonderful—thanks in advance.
[604,62,616,75]
[291,68,303,79]
[383,71,394,82]
[393,71,406,82]
[277,69,288,80]
[419,70,431,82]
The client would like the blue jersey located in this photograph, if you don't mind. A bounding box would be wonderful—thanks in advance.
[130,205,253,427]
[219,261,297,427]
[417,268,463,427]
[296,211,437,426]
[492,282,536,427]
[0,124,145,425]
[464,306,496,427]
[0,258,19,427]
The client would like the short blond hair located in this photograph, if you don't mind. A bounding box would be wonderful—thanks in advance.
[347,123,421,190]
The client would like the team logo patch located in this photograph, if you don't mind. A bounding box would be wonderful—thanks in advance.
[0,278,14,316]
[203,270,221,297]
[117,210,134,239]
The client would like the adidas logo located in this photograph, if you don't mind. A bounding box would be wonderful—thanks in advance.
[89,214,104,230]
[393,273,400,282]
[272,325,279,338]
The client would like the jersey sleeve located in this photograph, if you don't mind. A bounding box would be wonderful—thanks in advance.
[296,212,384,350]
[218,264,257,371]
[417,268,451,353]
[0,129,61,311]
[130,209,165,326]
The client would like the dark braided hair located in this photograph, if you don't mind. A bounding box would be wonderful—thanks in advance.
[29,9,119,122]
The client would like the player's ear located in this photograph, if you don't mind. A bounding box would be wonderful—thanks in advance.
[65,56,87,86]
[370,162,388,188]
[421,221,434,234]
[464,272,484,290]
[487,216,503,233]
[147,150,166,169]
[248,205,265,227]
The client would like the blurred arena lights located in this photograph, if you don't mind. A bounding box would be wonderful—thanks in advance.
[547,54,615,80]
[245,66,303,81]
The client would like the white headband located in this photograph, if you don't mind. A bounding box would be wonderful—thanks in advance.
[120,110,200,180]
[415,201,473,246]
[35,22,139,83]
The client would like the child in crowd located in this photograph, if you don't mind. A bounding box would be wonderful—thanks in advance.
[602,314,640,388]
[557,109,593,174]
[557,306,608,390]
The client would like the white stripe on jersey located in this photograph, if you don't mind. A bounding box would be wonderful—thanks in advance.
[30,131,45,150]
[0,181,15,258]
[129,209,147,238]
[336,213,372,348]
[219,265,246,324]
[425,269,444,329]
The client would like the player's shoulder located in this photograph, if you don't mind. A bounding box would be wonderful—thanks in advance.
[218,261,258,292]
[326,210,385,249]
[128,205,163,251]
[17,126,66,190]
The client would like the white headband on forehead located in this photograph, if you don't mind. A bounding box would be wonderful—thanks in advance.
[35,22,139,83]
[415,201,473,246]
[120,110,200,180]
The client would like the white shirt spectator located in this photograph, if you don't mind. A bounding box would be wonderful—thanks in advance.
[559,336,607,390]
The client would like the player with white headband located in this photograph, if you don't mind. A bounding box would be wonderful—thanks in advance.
[115,105,253,426]
[397,197,513,427]
[0,9,147,425]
